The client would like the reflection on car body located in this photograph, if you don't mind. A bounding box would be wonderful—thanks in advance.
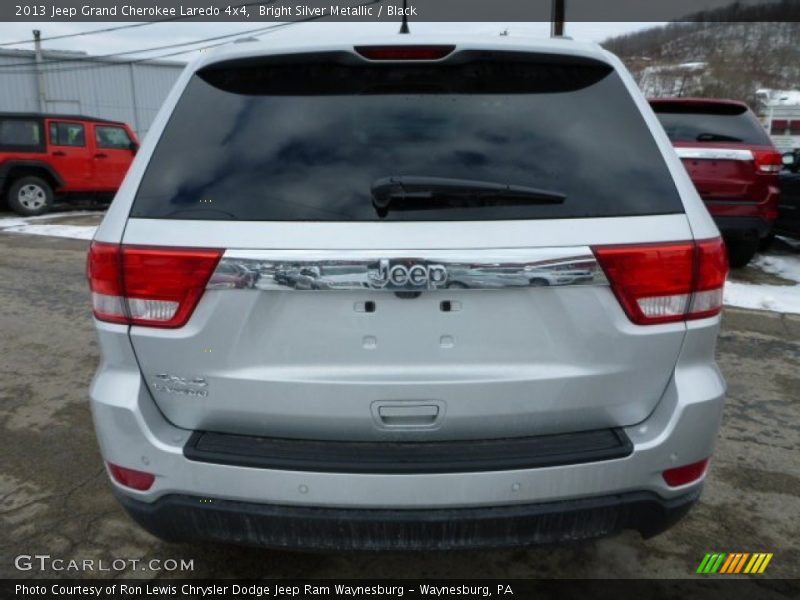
[211,255,605,292]
[447,263,595,289]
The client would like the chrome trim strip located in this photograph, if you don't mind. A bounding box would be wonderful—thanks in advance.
[675,147,754,161]
[208,248,608,292]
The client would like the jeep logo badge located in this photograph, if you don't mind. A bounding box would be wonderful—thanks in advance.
[369,259,448,289]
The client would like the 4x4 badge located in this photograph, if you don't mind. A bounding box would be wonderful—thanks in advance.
[153,374,208,397]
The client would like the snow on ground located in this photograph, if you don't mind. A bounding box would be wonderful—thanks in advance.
[750,253,800,283]
[0,223,97,240]
[777,235,800,250]
[724,252,800,314]
[724,281,800,314]
[0,211,101,240]
[0,210,799,314]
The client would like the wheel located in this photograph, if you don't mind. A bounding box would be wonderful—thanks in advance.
[7,176,53,216]
[758,233,775,252]
[726,237,759,268]
[529,278,550,287]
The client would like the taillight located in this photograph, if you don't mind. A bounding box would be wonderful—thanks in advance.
[108,463,155,491]
[592,238,728,325]
[354,45,455,60]
[86,241,127,325]
[663,458,710,487]
[753,150,783,174]
[691,238,729,319]
[87,242,223,328]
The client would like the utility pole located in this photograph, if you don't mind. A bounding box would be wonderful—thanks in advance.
[551,0,565,37]
[33,29,48,112]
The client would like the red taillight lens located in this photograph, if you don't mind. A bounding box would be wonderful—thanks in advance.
[108,463,155,491]
[663,458,710,487]
[121,246,223,328]
[753,149,783,174]
[86,242,127,324]
[691,238,729,319]
[593,238,728,325]
[355,45,455,60]
[87,242,223,328]
[593,242,694,325]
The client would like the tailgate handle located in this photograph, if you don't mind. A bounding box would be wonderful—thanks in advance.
[375,403,440,428]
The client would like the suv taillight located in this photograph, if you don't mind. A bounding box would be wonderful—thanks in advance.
[753,150,783,174]
[87,242,223,328]
[592,238,728,325]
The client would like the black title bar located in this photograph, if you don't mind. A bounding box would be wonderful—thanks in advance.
[6,0,800,22]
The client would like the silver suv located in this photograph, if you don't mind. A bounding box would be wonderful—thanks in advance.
[87,35,728,550]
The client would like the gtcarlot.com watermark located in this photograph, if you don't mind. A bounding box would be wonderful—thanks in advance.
[14,554,194,573]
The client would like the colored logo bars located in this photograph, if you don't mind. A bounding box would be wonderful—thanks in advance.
[697,553,773,574]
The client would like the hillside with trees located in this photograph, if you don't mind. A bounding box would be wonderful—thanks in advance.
[602,0,800,110]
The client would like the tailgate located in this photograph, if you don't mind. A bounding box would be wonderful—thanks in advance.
[125,218,691,442]
[675,145,762,200]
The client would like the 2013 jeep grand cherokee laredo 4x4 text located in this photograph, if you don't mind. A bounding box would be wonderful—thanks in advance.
[87,35,729,550]
[0,113,138,216]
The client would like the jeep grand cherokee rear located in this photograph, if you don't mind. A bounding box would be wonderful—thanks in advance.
[87,37,727,550]
[650,98,782,267]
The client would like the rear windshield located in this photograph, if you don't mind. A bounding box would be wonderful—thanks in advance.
[652,102,772,146]
[131,55,683,221]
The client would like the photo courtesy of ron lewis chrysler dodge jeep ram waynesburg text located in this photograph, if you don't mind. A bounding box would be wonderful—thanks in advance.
[87,34,729,550]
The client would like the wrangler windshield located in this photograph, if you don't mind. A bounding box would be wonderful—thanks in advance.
[131,54,682,221]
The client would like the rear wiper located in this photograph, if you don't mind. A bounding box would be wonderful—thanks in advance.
[371,176,566,216]
[696,132,742,142]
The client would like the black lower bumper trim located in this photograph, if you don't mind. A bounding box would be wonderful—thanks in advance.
[115,489,700,551]
[184,428,633,474]
[713,215,771,238]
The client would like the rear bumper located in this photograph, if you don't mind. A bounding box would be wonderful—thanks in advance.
[183,428,633,474]
[712,215,772,239]
[90,317,725,548]
[115,488,700,551]
[705,188,779,239]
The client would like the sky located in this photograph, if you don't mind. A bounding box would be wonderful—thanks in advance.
[0,21,662,61]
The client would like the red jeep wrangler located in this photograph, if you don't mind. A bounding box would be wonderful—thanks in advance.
[650,98,782,267]
[0,113,138,216]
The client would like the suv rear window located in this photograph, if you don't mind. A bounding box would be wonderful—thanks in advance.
[131,55,683,221]
[652,102,772,146]
[0,118,43,151]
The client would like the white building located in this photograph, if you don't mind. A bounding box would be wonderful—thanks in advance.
[757,89,800,152]
[0,48,184,140]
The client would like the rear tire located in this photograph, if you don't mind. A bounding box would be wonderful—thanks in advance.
[7,176,53,216]
[726,237,759,268]
[758,233,775,252]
